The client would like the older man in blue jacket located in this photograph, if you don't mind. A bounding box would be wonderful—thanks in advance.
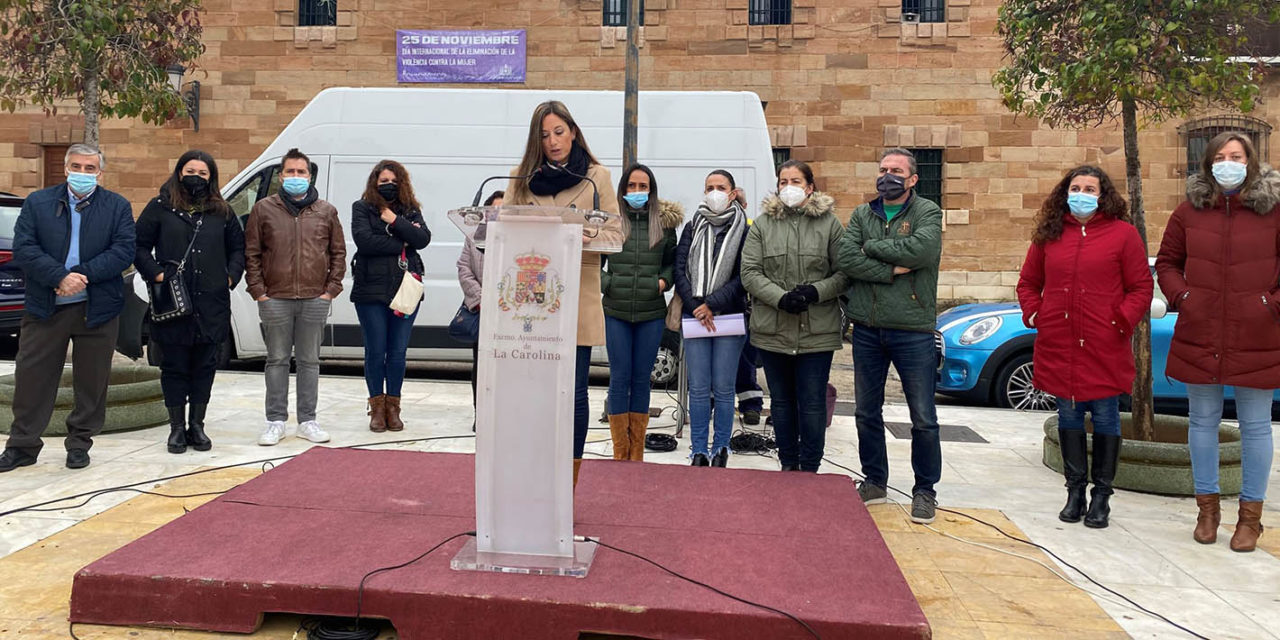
[0,143,135,472]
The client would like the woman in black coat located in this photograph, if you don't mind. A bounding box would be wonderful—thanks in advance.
[135,150,245,455]
[351,160,431,432]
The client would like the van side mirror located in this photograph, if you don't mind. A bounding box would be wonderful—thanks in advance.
[1150,297,1168,320]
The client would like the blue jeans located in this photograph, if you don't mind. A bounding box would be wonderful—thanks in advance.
[853,325,941,497]
[355,303,417,397]
[605,316,664,415]
[759,349,834,471]
[1054,395,1122,436]
[574,346,591,459]
[1187,384,1274,502]
[686,333,747,458]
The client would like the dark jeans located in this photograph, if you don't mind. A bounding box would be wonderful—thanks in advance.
[574,345,591,459]
[355,302,417,397]
[853,324,941,497]
[5,304,118,456]
[157,340,220,407]
[1055,395,1122,436]
[759,349,834,471]
[604,316,663,415]
[736,333,764,413]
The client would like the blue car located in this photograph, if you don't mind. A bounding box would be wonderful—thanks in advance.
[934,260,1276,411]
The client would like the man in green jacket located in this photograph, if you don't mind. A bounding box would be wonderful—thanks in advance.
[837,148,944,524]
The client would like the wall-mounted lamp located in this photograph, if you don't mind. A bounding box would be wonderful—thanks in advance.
[165,64,201,132]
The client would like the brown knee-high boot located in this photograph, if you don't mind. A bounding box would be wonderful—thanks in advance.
[608,414,630,460]
[384,395,404,432]
[368,395,387,432]
[573,458,583,489]
[628,412,649,462]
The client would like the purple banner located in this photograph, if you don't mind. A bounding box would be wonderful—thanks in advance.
[396,30,526,84]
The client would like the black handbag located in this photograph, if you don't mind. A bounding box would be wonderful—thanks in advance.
[148,215,202,323]
[448,303,480,345]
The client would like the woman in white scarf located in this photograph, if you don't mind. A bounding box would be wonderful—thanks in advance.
[673,170,750,467]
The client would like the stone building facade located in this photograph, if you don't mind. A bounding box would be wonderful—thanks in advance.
[0,0,1275,301]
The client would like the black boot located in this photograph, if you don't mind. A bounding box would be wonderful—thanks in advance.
[1084,433,1122,529]
[710,449,729,468]
[1057,428,1088,523]
[186,404,212,452]
[166,406,187,454]
[691,453,710,467]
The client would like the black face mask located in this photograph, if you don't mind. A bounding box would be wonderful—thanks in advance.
[876,174,908,201]
[180,175,210,200]
[377,183,399,203]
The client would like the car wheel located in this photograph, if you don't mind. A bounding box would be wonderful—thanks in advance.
[650,331,681,387]
[994,352,1056,411]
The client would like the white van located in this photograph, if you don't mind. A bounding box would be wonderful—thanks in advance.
[217,88,777,376]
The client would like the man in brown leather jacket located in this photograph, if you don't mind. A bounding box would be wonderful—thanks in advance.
[244,148,346,446]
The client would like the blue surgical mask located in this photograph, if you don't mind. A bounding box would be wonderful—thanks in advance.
[1212,161,1247,190]
[67,172,98,196]
[1067,193,1098,217]
[623,191,649,209]
[282,176,310,197]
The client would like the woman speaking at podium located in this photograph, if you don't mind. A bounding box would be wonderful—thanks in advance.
[507,101,622,488]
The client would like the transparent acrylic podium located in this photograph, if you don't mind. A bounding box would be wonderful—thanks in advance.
[447,204,622,578]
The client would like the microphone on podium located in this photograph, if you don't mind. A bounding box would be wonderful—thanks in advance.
[547,162,601,212]
[470,168,541,207]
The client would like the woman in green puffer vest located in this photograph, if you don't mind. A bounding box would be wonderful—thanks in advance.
[741,160,849,473]
[602,163,683,461]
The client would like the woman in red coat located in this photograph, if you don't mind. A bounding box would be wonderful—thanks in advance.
[1017,166,1154,529]
[1156,132,1279,553]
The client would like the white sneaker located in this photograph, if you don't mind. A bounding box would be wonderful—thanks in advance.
[297,420,330,443]
[259,421,286,446]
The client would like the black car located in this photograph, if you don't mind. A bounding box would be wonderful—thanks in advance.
[0,192,25,334]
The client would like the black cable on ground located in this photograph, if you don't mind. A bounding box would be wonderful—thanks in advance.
[353,531,476,622]
[819,457,1212,640]
[2,433,477,518]
[299,616,381,640]
[589,538,822,640]
[19,488,231,513]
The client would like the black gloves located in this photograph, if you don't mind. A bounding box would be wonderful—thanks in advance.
[794,284,819,304]
[777,291,809,314]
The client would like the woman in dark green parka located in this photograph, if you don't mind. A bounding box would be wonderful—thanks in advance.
[602,163,682,461]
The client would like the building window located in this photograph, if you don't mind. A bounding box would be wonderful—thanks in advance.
[603,0,644,27]
[1178,115,1272,176]
[902,0,945,23]
[298,0,336,27]
[907,148,944,206]
[749,0,791,26]
[772,148,791,173]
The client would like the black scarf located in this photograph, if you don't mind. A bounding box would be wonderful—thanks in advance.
[280,185,319,216]
[527,143,591,197]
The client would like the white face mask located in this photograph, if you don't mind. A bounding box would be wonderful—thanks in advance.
[703,189,730,214]
[779,185,807,208]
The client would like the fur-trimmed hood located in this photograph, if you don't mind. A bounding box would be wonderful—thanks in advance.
[760,191,836,219]
[657,199,684,229]
[1186,165,1280,214]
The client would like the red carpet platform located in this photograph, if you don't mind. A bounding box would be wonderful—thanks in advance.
[70,447,929,639]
